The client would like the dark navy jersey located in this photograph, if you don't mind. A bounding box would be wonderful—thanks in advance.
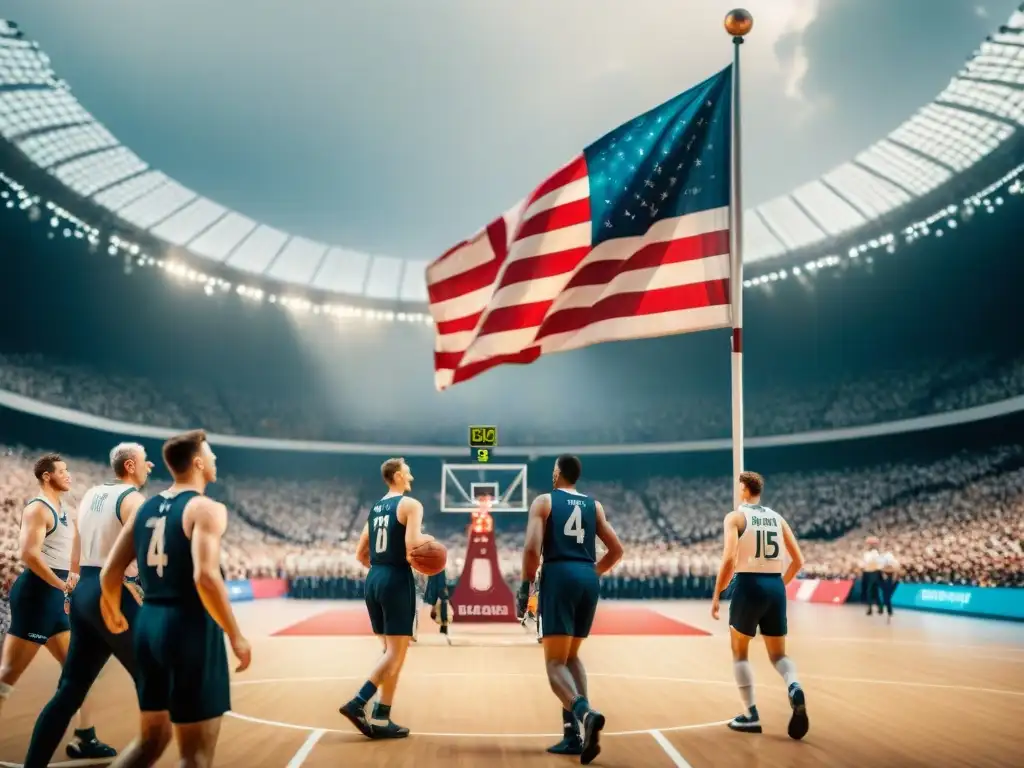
[542,489,597,564]
[368,494,409,568]
[133,490,204,609]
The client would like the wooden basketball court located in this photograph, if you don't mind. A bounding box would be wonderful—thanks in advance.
[1,599,1021,767]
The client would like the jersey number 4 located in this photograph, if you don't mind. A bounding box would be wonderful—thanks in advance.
[146,517,169,577]
[563,507,585,544]
[754,529,779,559]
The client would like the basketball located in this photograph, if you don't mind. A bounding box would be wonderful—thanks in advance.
[409,540,447,576]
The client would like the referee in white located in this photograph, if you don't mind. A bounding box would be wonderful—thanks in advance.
[860,537,883,616]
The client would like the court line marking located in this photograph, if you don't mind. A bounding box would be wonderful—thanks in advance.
[227,673,733,737]
[0,761,110,768]
[809,637,1024,653]
[226,709,732,739]
[224,669,1024,740]
[230,670,1024,698]
[801,673,1024,698]
[285,729,324,768]
[650,729,693,767]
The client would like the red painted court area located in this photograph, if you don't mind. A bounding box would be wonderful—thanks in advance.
[273,603,710,637]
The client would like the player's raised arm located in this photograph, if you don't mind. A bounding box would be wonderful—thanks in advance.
[521,493,550,583]
[711,511,743,618]
[402,497,434,551]
[779,518,804,586]
[356,522,371,568]
[594,501,623,576]
[19,501,68,592]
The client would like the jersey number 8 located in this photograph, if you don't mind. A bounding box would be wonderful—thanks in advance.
[563,507,585,544]
[146,516,169,577]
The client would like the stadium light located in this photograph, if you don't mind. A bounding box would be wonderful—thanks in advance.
[3,164,1023,312]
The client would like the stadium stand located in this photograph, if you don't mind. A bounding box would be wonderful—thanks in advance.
[1,350,1024,444]
[3,442,1021,623]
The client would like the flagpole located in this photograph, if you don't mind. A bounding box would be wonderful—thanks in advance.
[725,9,752,509]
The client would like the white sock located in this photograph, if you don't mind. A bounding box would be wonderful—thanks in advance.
[0,682,12,700]
[773,656,799,688]
[732,660,755,714]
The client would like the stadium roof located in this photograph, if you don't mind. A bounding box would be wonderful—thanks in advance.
[1,13,1023,303]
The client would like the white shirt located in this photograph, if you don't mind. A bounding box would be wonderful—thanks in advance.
[78,482,138,568]
[880,551,899,573]
[735,503,785,575]
[25,496,74,571]
[862,549,882,572]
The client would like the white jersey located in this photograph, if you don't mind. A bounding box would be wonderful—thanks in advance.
[735,503,785,575]
[862,549,882,572]
[78,482,138,568]
[25,496,75,571]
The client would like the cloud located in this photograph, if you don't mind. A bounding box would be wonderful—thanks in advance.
[974,5,989,18]
[755,0,822,105]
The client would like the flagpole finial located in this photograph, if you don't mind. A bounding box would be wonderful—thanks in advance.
[724,9,753,39]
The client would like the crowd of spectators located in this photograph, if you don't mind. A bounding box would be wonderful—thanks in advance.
[3,441,1021,635]
[2,352,1023,444]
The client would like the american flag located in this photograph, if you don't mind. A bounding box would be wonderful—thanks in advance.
[427,66,733,391]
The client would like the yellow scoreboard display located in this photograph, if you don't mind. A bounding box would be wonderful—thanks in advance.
[468,425,498,463]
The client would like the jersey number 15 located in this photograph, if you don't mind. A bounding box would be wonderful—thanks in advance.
[754,529,779,559]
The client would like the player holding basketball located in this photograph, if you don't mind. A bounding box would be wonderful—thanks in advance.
[518,455,623,765]
[341,457,433,739]
[0,452,116,760]
[99,430,252,768]
[23,442,153,767]
[711,471,809,740]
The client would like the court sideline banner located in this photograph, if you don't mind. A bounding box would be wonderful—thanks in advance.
[785,578,854,604]
[891,583,1024,621]
[227,578,288,602]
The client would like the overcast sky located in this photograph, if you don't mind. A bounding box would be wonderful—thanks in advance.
[8,0,1017,260]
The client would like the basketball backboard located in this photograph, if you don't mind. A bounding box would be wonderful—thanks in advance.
[440,463,528,513]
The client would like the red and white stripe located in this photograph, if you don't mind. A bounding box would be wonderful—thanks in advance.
[426,154,732,390]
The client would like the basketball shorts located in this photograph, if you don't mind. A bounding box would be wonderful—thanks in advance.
[62,567,140,682]
[729,572,787,638]
[538,561,600,638]
[134,603,231,724]
[365,565,416,637]
[7,568,70,644]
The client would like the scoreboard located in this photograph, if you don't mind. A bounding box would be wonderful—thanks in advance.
[468,425,497,463]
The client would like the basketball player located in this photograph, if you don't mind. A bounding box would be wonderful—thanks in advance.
[861,536,883,615]
[710,471,809,740]
[23,443,154,767]
[341,457,432,739]
[425,569,451,638]
[0,453,116,760]
[99,430,252,768]
[879,548,900,623]
[517,455,623,765]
